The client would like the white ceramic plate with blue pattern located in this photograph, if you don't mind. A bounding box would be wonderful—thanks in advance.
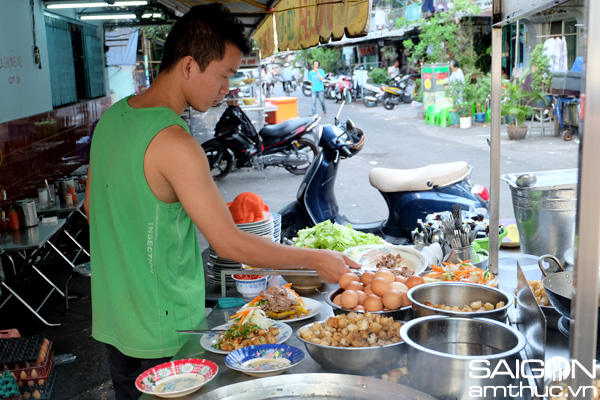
[200,321,292,355]
[224,344,304,377]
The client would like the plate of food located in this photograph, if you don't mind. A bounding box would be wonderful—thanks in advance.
[200,309,292,355]
[242,284,323,322]
[135,358,218,398]
[422,260,499,287]
[343,244,428,276]
[224,344,304,377]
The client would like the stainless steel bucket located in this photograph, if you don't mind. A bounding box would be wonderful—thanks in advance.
[502,169,577,264]
[16,200,38,227]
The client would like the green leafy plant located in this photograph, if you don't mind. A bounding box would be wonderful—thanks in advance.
[445,79,475,118]
[473,74,491,113]
[368,68,389,85]
[501,73,538,127]
[529,43,553,94]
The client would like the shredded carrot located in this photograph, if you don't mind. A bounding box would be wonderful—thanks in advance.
[283,283,293,288]
[229,308,251,320]
[249,295,262,305]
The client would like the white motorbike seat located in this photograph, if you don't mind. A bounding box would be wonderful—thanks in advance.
[369,161,470,193]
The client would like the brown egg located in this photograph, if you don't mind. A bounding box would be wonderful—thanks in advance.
[356,290,368,305]
[364,295,384,312]
[390,281,408,292]
[37,379,45,385]
[361,271,375,286]
[405,275,426,289]
[375,269,395,283]
[33,390,41,400]
[340,290,359,309]
[395,275,408,283]
[18,381,23,388]
[371,277,392,297]
[20,371,27,380]
[345,281,364,292]
[353,305,365,312]
[27,380,35,387]
[333,294,343,306]
[399,290,411,307]
[31,369,37,379]
[338,272,360,289]
[364,285,374,296]
[23,392,30,400]
[382,290,403,310]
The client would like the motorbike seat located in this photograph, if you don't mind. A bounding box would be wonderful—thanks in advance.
[259,117,314,139]
[369,161,469,192]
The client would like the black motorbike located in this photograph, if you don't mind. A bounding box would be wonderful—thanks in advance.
[202,106,320,181]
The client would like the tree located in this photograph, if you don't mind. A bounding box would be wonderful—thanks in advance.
[293,47,341,73]
[396,0,482,74]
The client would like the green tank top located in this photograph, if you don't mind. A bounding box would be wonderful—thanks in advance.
[89,96,205,358]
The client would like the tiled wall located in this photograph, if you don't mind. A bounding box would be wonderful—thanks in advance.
[0,97,111,203]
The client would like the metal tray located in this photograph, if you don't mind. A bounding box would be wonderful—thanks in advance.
[196,373,436,399]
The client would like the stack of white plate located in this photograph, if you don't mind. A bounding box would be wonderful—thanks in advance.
[206,212,275,287]
[272,213,281,243]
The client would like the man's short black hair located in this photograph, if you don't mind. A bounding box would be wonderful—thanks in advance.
[450,59,459,69]
[159,3,251,73]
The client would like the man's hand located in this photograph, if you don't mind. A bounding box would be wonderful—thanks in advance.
[311,249,361,283]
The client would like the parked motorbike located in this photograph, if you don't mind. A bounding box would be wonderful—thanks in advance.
[362,82,385,107]
[279,102,489,244]
[328,75,353,103]
[302,73,335,97]
[380,73,418,110]
[202,106,320,181]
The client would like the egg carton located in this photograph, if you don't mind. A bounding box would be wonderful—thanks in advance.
[10,352,53,385]
[0,370,20,399]
[0,337,45,365]
[19,368,56,400]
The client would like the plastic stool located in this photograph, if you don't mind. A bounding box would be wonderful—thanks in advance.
[436,108,451,127]
[486,109,491,123]
[424,104,441,125]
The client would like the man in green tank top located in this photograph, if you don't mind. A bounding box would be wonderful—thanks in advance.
[85,4,359,399]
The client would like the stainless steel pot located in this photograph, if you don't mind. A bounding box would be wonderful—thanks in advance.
[407,282,511,322]
[400,315,526,400]
[16,200,38,227]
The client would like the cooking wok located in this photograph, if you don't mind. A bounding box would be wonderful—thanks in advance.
[539,254,600,320]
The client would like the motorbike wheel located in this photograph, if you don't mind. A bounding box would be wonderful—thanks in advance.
[326,87,336,100]
[202,143,233,181]
[302,84,311,97]
[285,138,318,175]
[363,97,378,107]
[344,88,352,104]
[383,97,395,110]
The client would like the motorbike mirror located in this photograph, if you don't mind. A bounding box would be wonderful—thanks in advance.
[335,101,345,124]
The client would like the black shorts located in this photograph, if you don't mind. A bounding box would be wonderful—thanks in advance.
[106,344,172,400]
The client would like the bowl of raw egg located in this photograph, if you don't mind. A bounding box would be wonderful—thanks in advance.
[326,269,426,320]
[407,282,511,322]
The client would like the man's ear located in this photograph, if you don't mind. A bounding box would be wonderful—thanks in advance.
[181,56,195,79]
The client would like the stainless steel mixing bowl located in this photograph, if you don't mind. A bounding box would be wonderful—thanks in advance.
[407,282,511,322]
[295,320,406,374]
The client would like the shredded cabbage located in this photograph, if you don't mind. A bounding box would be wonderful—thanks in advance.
[293,220,382,252]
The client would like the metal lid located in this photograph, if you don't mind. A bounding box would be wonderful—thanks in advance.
[501,169,578,191]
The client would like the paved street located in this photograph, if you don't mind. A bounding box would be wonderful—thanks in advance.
[191,84,579,240]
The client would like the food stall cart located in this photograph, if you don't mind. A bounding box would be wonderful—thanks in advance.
[137,1,598,398]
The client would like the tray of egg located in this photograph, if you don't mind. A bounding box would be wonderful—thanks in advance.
[326,268,426,320]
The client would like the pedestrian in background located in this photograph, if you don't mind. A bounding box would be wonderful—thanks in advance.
[388,59,400,78]
[309,60,327,117]
[448,59,465,84]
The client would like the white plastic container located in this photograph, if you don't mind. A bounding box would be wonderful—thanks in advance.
[498,253,545,294]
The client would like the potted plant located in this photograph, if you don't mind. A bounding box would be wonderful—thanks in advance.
[473,74,491,123]
[446,79,475,128]
[501,73,538,140]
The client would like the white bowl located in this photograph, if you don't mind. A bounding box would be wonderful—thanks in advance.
[232,274,268,300]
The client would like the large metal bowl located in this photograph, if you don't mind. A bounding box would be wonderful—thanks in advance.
[295,320,405,374]
[407,282,511,322]
[400,315,525,399]
[325,287,412,320]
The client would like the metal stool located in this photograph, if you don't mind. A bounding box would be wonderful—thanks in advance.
[64,261,91,311]
[529,107,553,136]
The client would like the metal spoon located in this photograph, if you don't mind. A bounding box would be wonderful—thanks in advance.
[515,173,537,187]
